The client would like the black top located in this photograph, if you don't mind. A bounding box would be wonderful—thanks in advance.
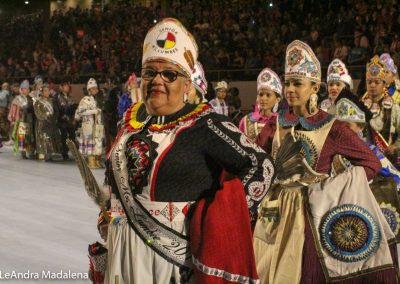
[106,102,275,219]
[53,92,76,126]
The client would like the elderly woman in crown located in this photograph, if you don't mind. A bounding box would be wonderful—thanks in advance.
[89,18,275,284]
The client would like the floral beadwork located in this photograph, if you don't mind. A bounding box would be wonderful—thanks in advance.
[125,136,158,194]
[361,88,392,117]
[288,47,304,67]
[261,72,271,82]
[319,204,381,263]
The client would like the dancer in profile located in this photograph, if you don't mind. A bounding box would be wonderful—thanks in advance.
[254,40,397,283]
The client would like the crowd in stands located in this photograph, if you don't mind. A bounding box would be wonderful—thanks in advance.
[0,0,399,82]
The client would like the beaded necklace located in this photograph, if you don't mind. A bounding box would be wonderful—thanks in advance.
[124,102,212,132]
[361,88,392,117]
[278,110,335,131]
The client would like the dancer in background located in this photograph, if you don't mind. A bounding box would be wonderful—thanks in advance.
[117,73,141,118]
[75,78,104,169]
[239,67,282,141]
[334,89,400,243]
[8,80,35,159]
[361,56,400,167]
[54,79,76,161]
[29,75,44,99]
[33,84,61,161]
[187,61,208,104]
[209,81,229,116]
[320,59,353,114]
[0,83,10,146]
[380,53,400,104]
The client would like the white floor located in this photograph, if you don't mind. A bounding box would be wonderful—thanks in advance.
[1,143,400,283]
[0,144,104,283]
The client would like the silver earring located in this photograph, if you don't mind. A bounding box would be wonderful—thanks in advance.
[183,93,188,103]
[272,102,279,113]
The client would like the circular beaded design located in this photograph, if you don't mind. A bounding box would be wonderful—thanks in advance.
[319,204,381,263]
[380,202,400,235]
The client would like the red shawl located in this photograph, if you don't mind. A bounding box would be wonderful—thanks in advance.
[190,178,259,283]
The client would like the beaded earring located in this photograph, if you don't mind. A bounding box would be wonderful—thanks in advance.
[308,93,318,114]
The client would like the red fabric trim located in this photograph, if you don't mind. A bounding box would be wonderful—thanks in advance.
[92,271,104,284]
[88,257,105,284]
[182,204,189,216]
[150,121,196,201]
[190,178,259,283]
[169,202,173,222]
[372,128,388,153]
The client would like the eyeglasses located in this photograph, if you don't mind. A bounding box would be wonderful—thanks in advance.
[141,69,187,83]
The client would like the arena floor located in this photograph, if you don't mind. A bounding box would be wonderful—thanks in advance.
[1,143,400,283]
[0,144,103,283]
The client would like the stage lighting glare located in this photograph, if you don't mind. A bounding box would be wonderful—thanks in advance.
[25,1,29,4]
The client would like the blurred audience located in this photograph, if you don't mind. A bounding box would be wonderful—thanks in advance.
[0,0,398,82]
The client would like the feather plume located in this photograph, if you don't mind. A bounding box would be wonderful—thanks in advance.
[274,133,329,184]
[66,139,109,223]
[274,133,305,181]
